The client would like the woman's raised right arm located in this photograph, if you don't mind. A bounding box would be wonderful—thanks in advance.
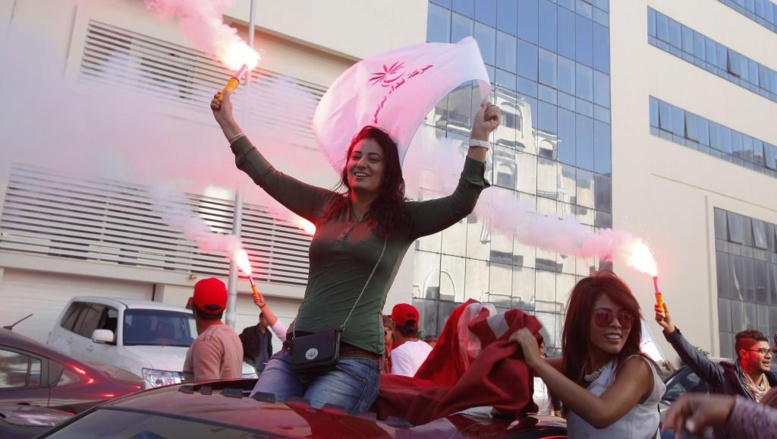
[210,90,332,220]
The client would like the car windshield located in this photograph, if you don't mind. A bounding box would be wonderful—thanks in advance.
[43,408,271,438]
[123,310,196,348]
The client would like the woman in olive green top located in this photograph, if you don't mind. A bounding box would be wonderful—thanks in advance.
[210,88,500,415]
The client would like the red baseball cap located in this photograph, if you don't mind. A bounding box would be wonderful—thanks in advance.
[192,278,227,314]
[391,303,419,328]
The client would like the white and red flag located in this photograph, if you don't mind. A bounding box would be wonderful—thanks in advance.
[313,37,491,171]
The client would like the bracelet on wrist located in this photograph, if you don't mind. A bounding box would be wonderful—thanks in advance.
[228,132,245,144]
[468,139,490,149]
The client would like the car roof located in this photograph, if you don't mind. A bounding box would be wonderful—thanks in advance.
[69,297,189,313]
[54,380,566,438]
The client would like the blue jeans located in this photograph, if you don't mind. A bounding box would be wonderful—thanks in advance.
[250,350,381,415]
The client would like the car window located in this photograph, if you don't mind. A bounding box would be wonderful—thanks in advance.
[0,348,42,389]
[94,308,119,345]
[123,310,196,347]
[662,368,708,403]
[74,304,105,338]
[56,369,82,387]
[60,303,84,332]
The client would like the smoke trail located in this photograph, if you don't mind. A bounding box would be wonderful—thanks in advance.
[0,22,327,262]
[149,184,244,257]
[404,127,652,271]
[144,0,256,68]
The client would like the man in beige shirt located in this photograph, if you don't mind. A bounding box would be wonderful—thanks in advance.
[183,278,243,381]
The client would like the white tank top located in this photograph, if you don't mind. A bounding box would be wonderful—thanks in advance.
[566,355,666,439]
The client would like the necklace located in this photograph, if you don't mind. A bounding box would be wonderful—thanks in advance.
[583,363,606,383]
[745,373,771,402]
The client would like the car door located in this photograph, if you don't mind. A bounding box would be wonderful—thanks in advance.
[49,302,85,356]
[0,347,49,408]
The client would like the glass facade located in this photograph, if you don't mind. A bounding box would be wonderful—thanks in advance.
[648,8,777,103]
[649,97,777,178]
[419,0,612,351]
[714,208,777,359]
[718,0,777,34]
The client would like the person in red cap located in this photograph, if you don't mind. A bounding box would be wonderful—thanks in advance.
[390,303,432,377]
[182,278,243,382]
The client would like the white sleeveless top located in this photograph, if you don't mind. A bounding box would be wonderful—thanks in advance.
[566,355,666,439]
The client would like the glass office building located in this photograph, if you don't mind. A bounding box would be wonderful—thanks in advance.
[415,0,612,350]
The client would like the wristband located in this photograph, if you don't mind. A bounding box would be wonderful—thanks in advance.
[469,139,490,149]
[228,132,245,144]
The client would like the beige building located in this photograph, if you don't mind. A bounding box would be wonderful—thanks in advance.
[0,0,428,343]
[613,0,777,359]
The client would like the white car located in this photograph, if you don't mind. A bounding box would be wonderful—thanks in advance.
[47,297,255,389]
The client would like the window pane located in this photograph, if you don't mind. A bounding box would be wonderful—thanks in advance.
[453,0,475,16]
[576,114,594,170]
[593,22,610,73]
[475,22,496,65]
[658,101,673,132]
[475,0,497,26]
[668,19,681,48]
[517,40,538,81]
[538,101,558,136]
[517,0,539,44]
[539,48,557,87]
[558,108,576,165]
[575,15,593,67]
[538,0,558,51]
[451,13,475,43]
[656,12,669,42]
[0,350,31,388]
[497,0,518,34]
[428,4,452,43]
[698,117,710,146]
[496,31,517,71]
[671,106,685,137]
[558,7,575,59]
[558,56,575,95]
[681,25,693,53]
[576,63,593,101]
[593,70,610,107]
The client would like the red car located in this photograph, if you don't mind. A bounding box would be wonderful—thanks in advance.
[0,328,143,414]
[39,378,567,438]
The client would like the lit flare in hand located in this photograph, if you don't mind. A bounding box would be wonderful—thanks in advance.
[234,248,259,297]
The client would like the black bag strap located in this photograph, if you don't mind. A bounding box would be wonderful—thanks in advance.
[293,238,387,340]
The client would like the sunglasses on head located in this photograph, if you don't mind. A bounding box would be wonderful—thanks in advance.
[593,309,635,329]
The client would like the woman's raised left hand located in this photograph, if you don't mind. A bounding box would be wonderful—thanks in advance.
[470,102,501,141]
[510,327,542,369]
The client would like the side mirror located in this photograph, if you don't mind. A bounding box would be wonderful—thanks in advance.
[92,329,115,344]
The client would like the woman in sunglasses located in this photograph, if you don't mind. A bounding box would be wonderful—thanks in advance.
[511,270,665,439]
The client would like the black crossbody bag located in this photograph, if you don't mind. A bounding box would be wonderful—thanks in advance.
[291,240,387,374]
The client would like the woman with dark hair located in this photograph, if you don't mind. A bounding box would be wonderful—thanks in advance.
[210,88,500,415]
[512,270,665,438]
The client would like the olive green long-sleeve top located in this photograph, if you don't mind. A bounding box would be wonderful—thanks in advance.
[230,136,489,355]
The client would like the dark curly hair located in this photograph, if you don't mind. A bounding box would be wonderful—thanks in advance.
[735,329,768,359]
[322,126,408,239]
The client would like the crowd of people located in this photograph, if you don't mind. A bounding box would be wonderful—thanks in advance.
[167,84,777,439]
